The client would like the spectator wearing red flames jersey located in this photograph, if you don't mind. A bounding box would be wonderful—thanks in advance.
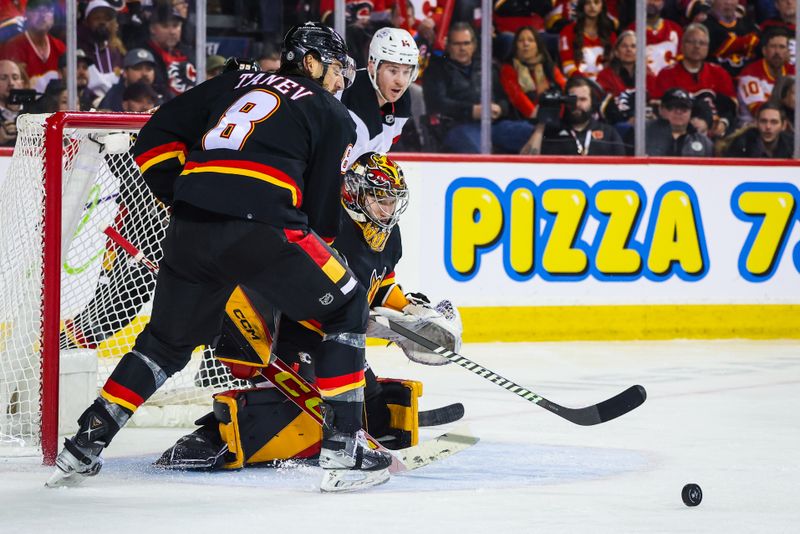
[626,0,682,76]
[559,0,617,80]
[737,27,795,123]
[654,23,737,138]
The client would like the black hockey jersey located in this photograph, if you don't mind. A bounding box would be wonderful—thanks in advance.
[340,69,411,166]
[133,70,357,242]
[336,215,403,308]
[272,214,403,350]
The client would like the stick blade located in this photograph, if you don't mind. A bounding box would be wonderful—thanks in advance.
[418,403,465,427]
[394,431,479,471]
[596,384,646,423]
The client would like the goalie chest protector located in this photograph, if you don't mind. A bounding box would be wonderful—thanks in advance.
[336,217,403,306]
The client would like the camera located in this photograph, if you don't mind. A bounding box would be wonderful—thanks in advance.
[537,88,577,126]
[8,89,39,106]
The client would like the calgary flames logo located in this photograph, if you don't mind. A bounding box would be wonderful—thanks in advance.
[367,267,387,304]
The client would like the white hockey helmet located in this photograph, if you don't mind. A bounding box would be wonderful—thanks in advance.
[368,27,420,94]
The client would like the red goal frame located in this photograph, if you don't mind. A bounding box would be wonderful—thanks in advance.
[39,112,150,464]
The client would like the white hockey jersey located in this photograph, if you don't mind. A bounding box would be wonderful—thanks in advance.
[340,69,411,166]
[736,59,795,123]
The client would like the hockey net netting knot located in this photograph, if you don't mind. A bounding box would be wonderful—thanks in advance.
[0,113,245,455]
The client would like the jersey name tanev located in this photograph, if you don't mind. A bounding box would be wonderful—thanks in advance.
[234,72,315,100]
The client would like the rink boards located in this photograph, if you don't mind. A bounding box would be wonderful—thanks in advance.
[392,155,800,341]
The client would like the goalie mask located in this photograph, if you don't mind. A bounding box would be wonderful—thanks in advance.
[342,152,409,252]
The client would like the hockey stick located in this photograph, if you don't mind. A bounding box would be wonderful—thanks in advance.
[103,226,478,473]
[419,402,464,427]
[371,313,647,426]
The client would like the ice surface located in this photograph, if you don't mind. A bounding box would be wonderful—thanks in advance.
[1,340,798,533]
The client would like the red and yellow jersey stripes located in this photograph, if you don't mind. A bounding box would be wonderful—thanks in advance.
[316,369,367,398]
[133,141,188,174]
[181,159,303,208]
[100,378,145,413]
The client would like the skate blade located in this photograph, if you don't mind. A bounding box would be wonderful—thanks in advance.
[320,468,390,493]
[45,467,90,488]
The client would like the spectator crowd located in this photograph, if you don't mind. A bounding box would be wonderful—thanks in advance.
[0,0,796,158]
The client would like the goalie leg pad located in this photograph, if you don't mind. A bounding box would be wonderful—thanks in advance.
[370,378,422,449]
[214,388,321,469]
[214,287,276,380]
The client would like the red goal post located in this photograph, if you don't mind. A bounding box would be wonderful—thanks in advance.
[41,113,150,464]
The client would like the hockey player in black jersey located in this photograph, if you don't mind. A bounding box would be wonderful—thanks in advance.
[155,153,462,471]
[46,23,395,492]
[341,27,419,163]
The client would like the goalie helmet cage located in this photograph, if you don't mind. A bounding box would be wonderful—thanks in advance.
[0,112,242,465]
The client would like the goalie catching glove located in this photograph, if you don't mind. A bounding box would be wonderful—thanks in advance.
[368,296,462,366]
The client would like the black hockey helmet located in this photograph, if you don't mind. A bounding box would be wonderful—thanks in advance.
[281,22,354,88]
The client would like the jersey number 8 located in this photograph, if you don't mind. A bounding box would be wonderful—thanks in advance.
[202,89,280,151]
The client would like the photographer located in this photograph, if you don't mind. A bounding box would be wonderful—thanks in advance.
[525,76,625,156]
[0,59,25,147]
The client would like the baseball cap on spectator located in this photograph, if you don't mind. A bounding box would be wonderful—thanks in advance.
[151,3,186,24]
[58,49,94,69]
[662,88,693,110]
[206,55,226,74]
[124,48,157,68]
[85,0,117,17]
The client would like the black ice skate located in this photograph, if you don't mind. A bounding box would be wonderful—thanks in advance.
[319,423,393,492]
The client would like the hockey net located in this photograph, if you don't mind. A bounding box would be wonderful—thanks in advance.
[0,112,243,462]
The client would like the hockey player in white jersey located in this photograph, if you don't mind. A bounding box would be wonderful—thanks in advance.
[341,27,420,163]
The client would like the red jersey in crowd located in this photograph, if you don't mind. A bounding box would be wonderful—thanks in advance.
[736,59,795,122]
[627,18,682,75]
[559,22,616,79]
[654,60,735,100]
[1,30,65,92]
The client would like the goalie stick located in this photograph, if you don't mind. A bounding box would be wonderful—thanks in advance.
[371,313,647,426]
[103,226,478,474]
[419,402,464,427]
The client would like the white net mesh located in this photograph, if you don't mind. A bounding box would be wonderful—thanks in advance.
[0,113,243,453]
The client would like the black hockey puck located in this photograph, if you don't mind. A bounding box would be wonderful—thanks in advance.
[682,483,702,507]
